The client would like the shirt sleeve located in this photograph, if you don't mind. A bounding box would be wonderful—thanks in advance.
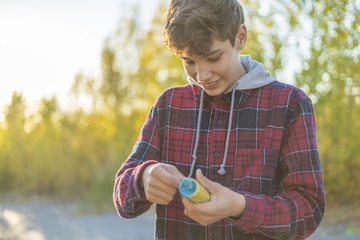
[230,90,326,239]
[113,104,161,218]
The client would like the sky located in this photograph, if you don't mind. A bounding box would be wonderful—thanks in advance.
[0,0,158,121]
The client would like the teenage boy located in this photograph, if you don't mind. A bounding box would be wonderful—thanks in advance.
[113,0,325,239]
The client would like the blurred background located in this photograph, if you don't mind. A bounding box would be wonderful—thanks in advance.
[0,0,359,239]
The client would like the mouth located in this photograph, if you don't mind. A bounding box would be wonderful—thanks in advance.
[200,79,221,90]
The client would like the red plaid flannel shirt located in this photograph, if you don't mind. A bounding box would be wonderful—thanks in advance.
[113,81,325,240]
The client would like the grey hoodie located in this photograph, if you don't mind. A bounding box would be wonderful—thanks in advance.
[187,55,276,176]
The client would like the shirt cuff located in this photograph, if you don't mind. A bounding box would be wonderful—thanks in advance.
[133,160,159,200]
[228,191,265,233]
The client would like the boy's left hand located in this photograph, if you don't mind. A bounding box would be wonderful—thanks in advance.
[181,169,246,226]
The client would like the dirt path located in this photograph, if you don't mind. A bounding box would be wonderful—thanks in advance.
[1,201,359,239]
[0,201,154,240]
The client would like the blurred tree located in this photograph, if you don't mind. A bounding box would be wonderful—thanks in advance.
[26,96,67,195]
[240,0,360,207]
[129,2,186,108]
[4,91,26,132]
[294,0,360,205]
[0,92,28,192]
[1,0,358,211]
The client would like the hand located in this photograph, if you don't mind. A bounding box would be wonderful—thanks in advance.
[181,169,246,226]
[141,163,184,205]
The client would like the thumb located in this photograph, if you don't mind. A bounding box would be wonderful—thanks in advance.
[195,169,215,194]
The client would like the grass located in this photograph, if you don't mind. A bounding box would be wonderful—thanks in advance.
[321,203,360,230]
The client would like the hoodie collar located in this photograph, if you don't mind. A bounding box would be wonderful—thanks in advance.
[188,55,276,93]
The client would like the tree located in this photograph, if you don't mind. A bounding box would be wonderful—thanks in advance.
[0,92,28,192]
[295,0,360,205]
[1,0,358,211]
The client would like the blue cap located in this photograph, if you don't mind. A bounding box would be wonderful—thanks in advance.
[179,177,197,197]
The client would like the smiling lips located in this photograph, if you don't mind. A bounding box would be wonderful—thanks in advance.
[199,79,221,90]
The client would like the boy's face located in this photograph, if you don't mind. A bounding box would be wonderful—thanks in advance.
[180,27,246,96]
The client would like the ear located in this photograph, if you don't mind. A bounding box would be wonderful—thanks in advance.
[235,24,247,51]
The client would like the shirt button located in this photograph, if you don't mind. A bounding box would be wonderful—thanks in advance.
[217,98,223,103]
[214,152,220,158]
[217,119,223,125]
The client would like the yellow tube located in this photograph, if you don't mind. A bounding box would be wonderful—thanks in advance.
[179,177,210,203]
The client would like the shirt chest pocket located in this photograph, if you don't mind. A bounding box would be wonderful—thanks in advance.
[233,148,279,196]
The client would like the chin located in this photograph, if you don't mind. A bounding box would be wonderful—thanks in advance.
[204,89,225,97]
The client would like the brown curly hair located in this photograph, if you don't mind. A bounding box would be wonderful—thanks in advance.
[163,0,245,56]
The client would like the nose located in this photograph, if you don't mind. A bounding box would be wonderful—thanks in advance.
[196,64,212,82]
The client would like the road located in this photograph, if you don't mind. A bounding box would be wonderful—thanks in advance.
[0,201,359,239]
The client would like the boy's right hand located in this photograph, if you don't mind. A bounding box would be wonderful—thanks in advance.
[141,163,184,205]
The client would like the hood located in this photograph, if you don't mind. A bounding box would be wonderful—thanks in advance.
[187,55,276,92]
[187,55,276,177]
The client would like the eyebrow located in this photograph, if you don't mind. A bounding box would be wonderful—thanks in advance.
[203,48,223,58]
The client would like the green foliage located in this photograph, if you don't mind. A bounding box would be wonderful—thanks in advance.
[0,0,358,212]
[243,0,360,207]
[0,92,28,192]
[294,0,360,206]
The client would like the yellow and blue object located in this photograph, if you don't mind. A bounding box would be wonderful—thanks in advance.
[179,177,210,203]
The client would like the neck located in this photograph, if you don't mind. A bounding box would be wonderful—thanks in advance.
[237,60,247,79]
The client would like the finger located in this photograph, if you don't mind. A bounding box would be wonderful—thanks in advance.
[147,190,175,205]
[145,178,177,204]
[181,196,195,215]
[146,177,178,197]
[147,187,176,201]
[181,197,211,226]
[147,194,172,205]
[181,195,210,214]
[165,165,185,186]
[181,195,193,208]
[195,169,215,194]
[153,164,183,188]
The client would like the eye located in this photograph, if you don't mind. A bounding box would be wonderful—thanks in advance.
[208,55,221,63]
[183,59,195,65]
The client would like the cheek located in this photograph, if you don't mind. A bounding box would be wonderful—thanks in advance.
[183,64,196,78]
[221,55,237,77]
[215,60,230,77]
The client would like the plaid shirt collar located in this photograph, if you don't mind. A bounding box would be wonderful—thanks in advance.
[190,84,251,109]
